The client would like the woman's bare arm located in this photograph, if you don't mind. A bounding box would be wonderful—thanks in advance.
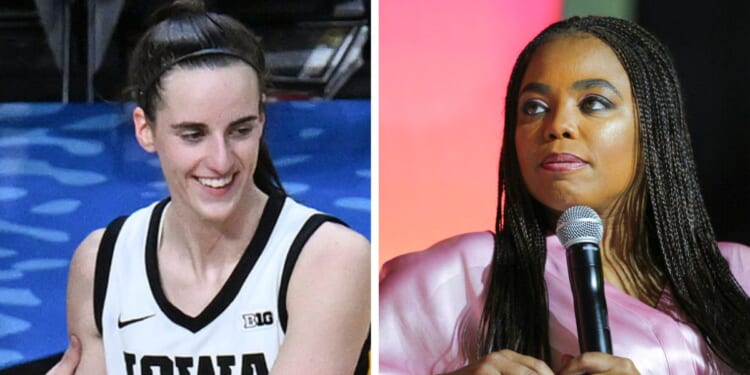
[271,222,371,374]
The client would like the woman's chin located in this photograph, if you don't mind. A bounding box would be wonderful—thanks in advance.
[190,199,240,223]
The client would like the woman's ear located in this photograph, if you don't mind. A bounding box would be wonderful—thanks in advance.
[133,107,156,153]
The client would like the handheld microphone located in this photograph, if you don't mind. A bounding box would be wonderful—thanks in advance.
[555,205,612,354]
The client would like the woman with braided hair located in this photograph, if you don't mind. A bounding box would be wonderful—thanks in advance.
[380,16,750,374]
[47,1,370,374]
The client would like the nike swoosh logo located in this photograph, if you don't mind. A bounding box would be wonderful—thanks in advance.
[117,314,155,329]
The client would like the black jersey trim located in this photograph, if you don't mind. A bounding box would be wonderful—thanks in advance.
[277,214,346,333]
[146,194,285,333]
[93,215,128,335]
[354,330,371,375]
[277,215,371,374]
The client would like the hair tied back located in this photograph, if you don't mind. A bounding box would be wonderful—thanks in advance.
[148,0,206,27]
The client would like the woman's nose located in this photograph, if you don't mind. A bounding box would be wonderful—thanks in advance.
[205,137,232,172]
[544,107,577,140]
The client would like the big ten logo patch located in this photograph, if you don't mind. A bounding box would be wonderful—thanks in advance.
[242,311,274,329]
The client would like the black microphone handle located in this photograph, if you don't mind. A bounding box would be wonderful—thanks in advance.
[566,243,613,354]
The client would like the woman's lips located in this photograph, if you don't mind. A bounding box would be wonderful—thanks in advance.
[541,153,587,172]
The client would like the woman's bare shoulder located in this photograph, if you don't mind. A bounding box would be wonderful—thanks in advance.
[69,229,105,278]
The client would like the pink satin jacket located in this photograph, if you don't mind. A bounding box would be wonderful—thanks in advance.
[379,232,750,374]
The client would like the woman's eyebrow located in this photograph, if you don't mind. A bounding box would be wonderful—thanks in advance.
[520,82,552,95]
[167,115,259,130]
[170,121,206,130]
[227,115,259,127]
[572,78,622,98]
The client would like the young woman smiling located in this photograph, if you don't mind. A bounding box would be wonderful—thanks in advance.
[49,1,370,374]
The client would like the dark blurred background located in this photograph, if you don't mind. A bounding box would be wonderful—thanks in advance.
[0,0,370,102]
[536,0,750,247]
[563,0,750,245]
[636,1,750,246]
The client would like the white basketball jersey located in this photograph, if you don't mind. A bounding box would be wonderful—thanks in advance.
[95,195,335,375]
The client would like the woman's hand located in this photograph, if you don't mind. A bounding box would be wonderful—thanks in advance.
[444,349,555,375]
[45,335,81,375]
[557,352,640,375]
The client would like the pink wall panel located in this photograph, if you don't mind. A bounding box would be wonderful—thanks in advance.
[380,1,562,265]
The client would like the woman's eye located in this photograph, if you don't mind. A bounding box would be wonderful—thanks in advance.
[230,126,253,138]
[180,131,203,142]
[521,100,548,116]
[580,95,613,113]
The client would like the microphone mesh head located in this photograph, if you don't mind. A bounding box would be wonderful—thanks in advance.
[555,205,603,248]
